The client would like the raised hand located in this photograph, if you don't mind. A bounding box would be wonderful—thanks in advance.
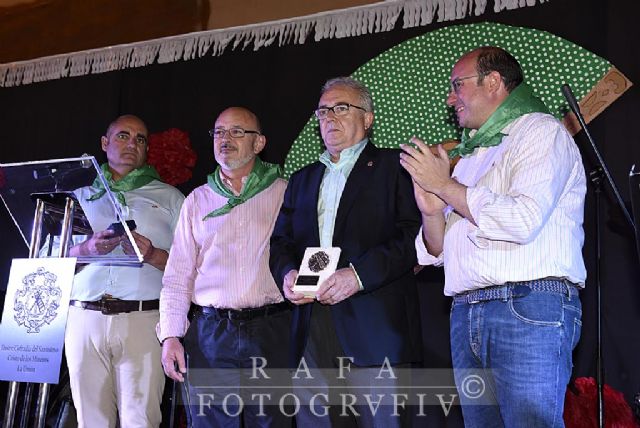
[400,137,453,195]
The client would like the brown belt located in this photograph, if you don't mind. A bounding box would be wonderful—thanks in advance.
[70,296,159,315]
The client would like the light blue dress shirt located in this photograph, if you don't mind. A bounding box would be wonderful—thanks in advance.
[317,138,368,247]
[69,180,184,301]
[317,138,368,289]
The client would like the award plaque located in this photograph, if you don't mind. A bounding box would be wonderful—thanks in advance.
[293,247,341,297]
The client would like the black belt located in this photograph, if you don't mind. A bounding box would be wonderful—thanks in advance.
[195,301,290,321]
[70,296,160,315]
[453,278,580,304]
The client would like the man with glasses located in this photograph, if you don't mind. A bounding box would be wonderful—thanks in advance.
[400,46,586,427]
[270,77,422,427]
[158,107,291,427]
[64,114,185,427]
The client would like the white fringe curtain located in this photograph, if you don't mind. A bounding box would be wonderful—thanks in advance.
[0,0,548,87]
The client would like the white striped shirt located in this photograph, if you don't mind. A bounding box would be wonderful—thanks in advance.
[158,179,286,341]
[416,113,587,296]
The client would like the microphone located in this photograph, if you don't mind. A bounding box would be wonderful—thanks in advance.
[561,84,582,119]
[78,153,93,169]
[33,155,93,180]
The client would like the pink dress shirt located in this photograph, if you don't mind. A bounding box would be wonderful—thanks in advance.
[158,178,287,341]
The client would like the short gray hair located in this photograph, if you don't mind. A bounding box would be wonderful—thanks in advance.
[321,77,374,113]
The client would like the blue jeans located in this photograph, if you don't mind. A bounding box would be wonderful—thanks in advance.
[450,280,582,428]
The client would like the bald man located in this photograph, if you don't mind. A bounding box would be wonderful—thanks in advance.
[65,114,185,427]
[158,107,291,428]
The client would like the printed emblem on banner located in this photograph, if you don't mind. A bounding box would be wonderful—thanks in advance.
[13,267,62,333]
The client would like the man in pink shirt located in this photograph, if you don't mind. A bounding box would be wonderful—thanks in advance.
[158,107,291,428]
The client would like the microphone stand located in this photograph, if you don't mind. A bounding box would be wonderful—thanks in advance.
[591,167,605,428]
[561,84,637,428]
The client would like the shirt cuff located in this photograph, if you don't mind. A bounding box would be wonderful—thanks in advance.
[415,226,444,266]
[155,319,189,343]
[349,263,364,291]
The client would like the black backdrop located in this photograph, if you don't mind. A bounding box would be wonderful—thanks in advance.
[1,0,639,425]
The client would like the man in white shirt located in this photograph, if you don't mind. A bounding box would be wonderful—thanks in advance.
[65,115,185,427]
[400,47,586,427]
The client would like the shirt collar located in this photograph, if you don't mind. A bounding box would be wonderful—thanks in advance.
[464,120,517,157]
[219,170,248,196]
[319,138,368,169]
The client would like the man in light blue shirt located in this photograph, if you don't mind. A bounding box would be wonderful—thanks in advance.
[270,77,422,427]
[64,115,184,427]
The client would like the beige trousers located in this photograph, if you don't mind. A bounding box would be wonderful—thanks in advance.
[65,306,165,428]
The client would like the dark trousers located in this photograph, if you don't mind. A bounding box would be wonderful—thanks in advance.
[295,302,411,428]
[181,306,292,428]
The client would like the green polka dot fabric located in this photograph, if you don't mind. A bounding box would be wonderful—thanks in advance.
[284,22,611,176]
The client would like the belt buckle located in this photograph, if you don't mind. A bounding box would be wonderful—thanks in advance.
[100,295,119,315]
[466,291,480,304]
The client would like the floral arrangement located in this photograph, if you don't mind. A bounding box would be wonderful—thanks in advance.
[147,128,197,186]
[564,377,639,427]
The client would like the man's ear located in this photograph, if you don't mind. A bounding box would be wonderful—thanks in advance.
[364,111,374,131]
[100,136,108,152]
[253,134,267,154]
[487,71,503,93]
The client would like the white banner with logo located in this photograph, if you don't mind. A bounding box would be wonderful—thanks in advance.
[0,258,76,384]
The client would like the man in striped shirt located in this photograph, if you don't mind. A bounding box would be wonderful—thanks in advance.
[400,47,587,427]
[158,107,291,428]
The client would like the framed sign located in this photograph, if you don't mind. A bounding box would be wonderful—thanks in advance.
[0,257,76,384]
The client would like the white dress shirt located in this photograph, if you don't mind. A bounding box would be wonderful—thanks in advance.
[416,113,587,296]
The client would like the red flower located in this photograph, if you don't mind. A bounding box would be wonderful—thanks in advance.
[147,128,197,186]
[564,377,639,428]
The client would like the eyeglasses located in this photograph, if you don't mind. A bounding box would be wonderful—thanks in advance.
[449,74,485,94]
[208,127,261,139]
[315,103,366,120]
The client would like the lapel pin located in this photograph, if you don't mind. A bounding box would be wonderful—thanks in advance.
[367,161,373,167]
